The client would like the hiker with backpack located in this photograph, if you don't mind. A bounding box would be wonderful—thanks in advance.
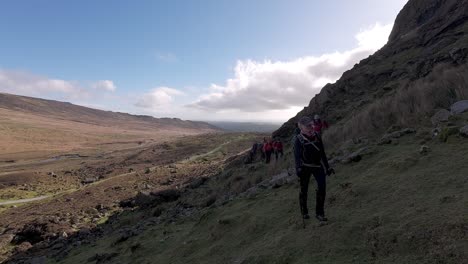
[245,141,258,164]
[263,138,273,164]
[312,114,329,135]
[274,139,283,161]
[294,116,334,222]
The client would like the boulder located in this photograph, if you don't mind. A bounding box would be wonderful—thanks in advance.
[268,171,294,188]
[460,125,468,137]
[379,128,416,145]
[431,109,451,125]
[14,241,33,253]
[81,177,97,184]
[419,145,430,155]
[450,100,468,114]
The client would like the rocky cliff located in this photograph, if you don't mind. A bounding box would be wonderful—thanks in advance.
[274,0,468,147]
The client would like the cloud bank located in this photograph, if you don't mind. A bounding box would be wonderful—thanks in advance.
[135,87,185,111]
[0,69,116,100]
[189,23,393,113]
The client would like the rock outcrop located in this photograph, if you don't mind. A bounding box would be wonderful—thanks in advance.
[274,0,468,147]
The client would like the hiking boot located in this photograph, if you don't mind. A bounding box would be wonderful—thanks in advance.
[315,215,328,222]
[303,214,310,219]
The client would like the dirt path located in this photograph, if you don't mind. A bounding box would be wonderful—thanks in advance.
[0,195,50,205]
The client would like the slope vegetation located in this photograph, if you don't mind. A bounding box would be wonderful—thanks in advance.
[16,124,467,264]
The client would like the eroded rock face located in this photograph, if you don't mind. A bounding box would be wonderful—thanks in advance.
[388,0,468,44]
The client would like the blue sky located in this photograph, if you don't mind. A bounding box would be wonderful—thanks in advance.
[0,0,408,122]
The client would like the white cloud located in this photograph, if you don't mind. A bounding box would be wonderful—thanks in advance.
[134,87,185,111]
[0,69,117,103]
[0,69,79,97]
[188,22,393,113]
[92,80,116,92]
[356,23,394,51]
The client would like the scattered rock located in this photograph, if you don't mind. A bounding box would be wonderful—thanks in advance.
[14,241,33,253]
[342,148,367,163]
[450,100,468,114]
[460,125,468,137]
[419,145,430,155]
[431,109,451,125]
[81,177,97,184]
[379,128,416,144]
[268,171,294,188]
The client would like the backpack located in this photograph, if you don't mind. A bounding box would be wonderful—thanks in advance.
[296,133,322,167]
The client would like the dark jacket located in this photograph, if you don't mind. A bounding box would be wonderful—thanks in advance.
[294,132,330,175]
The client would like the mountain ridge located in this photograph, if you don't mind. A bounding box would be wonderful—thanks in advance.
[0,92,219,132]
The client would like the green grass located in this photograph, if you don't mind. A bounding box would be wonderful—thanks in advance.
[0,189,41,203]
[49,133,468,264]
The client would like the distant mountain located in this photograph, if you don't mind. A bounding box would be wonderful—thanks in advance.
[0,92,220,154]
[207,121,281,133]
[0,92,220,132]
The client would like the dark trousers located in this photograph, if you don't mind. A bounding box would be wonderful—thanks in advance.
[275,149,283,160]
[265,150,272,164]
[299,166,326,216]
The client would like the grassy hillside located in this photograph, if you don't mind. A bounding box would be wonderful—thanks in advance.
[35,128,468,264]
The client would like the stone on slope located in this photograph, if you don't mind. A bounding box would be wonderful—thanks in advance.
[460,125,468,137]
[450,100,468,114]
[431,109,451,125]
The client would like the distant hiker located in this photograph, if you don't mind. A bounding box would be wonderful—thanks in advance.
[294,116,334,221]
[260,139,266,160]
[274,139,283,161]
[249,142,258,162]
[312,114,329,134]
[263,138,273,164]
[294,122,301,136]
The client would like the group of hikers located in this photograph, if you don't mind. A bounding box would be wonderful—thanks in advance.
[246,114,333,223]
[246,137,284,164]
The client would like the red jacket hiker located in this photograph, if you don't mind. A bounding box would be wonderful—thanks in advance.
[274,141,283,150]
[312,115,329,134]
[263,142,273,152]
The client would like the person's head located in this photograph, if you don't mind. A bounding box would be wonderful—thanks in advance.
[314,114,320,121]
[298,116,314,136]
